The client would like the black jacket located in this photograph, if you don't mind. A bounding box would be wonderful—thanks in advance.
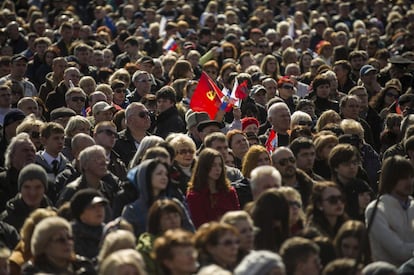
[22,255,96,275]
[0,167,20,212]
[45,81,69,113]
[113,128,139,167]
[72,221,103,260]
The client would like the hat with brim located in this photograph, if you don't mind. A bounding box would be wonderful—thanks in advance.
[359,64,378,76]
[92,101,115,115]
[197,120,224,132]
[50,107,76,121]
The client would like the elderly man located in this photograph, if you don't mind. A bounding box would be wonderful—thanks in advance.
[266,102,291,149]
[0,133,36,211]
[65,87,87,115]
[46,67,81,112]
[271,147,314,207]
[113,102,151,166]
[57,145,120,208]
[127,70,152,103]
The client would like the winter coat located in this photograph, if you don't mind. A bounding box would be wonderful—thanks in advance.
[72,221,103,260]
[153,106,186,139]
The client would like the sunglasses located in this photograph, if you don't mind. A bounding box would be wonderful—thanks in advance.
[385,92,399,99]
[137,78,151,83]
[177,148,195,155]
[323,195,345,205]
[31,131,40,138]
[288,200,302,208]
[71,96,86,102]
[114,89,126,94]
[52,235,74,244]
[98,129,119,138]
[278,157,296,166]
[282,84,294,90]
[218,239,240,247]
[138,111,150,118]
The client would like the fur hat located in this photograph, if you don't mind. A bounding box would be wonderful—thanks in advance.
[31,216,72,257]
[18,164,48,191]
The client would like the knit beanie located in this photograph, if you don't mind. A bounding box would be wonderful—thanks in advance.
[70,188,108,221]
[241,117,259,131]
[31,216,72,256]
[234,250,285,275]
[18,164,48,192]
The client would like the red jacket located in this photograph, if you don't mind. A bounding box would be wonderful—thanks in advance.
[187,186,240,228]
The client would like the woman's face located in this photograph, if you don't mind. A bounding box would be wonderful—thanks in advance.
[340,236,359,259]
[266,59,278,74]
[256,152,271,167]
[21,179,45,208]
[233,219,254,252]
[208,156,223,182]
[316,84,331,99]
[208,232,239,267]
[159,211,182,232]
[243,124,258,135]
[175,145,195,167]
[151,163,169,194]
[46,228,74,261]
[320,187,345,217]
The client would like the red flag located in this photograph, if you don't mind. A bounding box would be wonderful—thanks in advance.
[190,72,223,119]
[265,129,278,153]
[395,99,402,115]
[235,80,249,100]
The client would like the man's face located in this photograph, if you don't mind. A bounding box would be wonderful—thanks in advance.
[341,98,360,120]
[295,147,316,172]
[12,141,36,170]
[263,80,277,100]
[94,125,118,150]
[268,105,291,133]
[66,93,86,114]
[64,69,81,87]
[157,98,174,113]
[272,150,296,178]
[53,60,68,76]
[209,140,229,160]
[75,50,90,65]
[84,150,108,178]
[11,60,28,78]
[126,105,151,131]
[21,179,45,208]
[133,74,152,95]
[19,100,38,116]
[200,125,221,141]
[94,110,113,124]
[350,57,364,71]
[42,132,64,156]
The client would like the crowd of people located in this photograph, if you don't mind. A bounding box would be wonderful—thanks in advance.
[0,0,414,274]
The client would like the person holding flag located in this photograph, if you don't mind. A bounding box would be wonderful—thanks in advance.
[265,102,291,153]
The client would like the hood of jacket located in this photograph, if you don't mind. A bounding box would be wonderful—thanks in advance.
[127,159,154,205]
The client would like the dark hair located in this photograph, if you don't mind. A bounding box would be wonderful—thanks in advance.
[40,122,64,139]
[289,137,314,157]
[147,199,184,235]
[280,237,320,275]
[252,189,290,251]
[328,144,360,179]
[379,156,414,195]
[188,148,230,192]
[156,86,177,104]
[312,74,331,91]
[323,258,362,275]
[204,132,227,148]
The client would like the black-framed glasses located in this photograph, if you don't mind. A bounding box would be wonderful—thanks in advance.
[323,195,345,205]
[278,157,296,166]
[98,129,119,138]
[138,111,150,118]
[71,96,86,102]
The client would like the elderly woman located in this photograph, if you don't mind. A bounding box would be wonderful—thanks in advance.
[291,111,313,132]
[168,134,197,195]
[22,216,96,274]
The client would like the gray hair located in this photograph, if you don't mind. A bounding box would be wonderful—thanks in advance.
[129,135,164,169]
[79,145,106,171]
[5,133,35,169]
[250,165,282,192]
[64,115,91,137]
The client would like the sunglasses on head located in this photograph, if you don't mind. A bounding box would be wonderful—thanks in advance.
[278,157,296,166]
[98,129,119,138]
[323,195,345,205]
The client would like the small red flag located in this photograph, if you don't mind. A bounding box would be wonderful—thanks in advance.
[265,129,278,153]
[395,99,402,115]
[235,80,249,100]
[190,72,223,119]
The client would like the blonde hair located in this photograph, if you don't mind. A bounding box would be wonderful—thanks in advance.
[340,119,364,140]
[99,249,146,275]
[97,230,136,264]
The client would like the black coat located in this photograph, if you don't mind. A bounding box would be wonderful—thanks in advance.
[22,255,96,275]
[72,221,103,260]
[153,106,186,139]
[113,128,139,167]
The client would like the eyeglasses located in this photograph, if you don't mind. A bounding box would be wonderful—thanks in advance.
[385,92,399,99]
[71,96,86,102]
[98,129,119,138]
[177,148,195,155]
[138,111,150,118]
[218,239,240,247]
[288,200,302,208]
[31,131,40,138]
[298,120,313,126]
[323,195,345,205]
[277,157,296,166]
[282,84,294,90]
[52,235,74,244]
